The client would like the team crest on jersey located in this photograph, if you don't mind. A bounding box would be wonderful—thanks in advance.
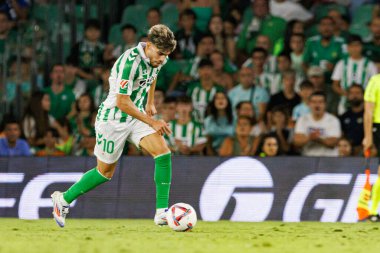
[120,80,129,89]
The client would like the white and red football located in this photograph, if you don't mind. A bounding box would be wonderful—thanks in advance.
[166,203,197,232]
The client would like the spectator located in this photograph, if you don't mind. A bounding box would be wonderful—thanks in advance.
[294,91,341,156]
[161,96,177,122]
[0,0,30,21]
[146,8,161,30]
[273,20,305,56]
[69,93,96,156]
[292,80,313,122]
[289,33,306,77]
[255,133,281,157]
[166,96,207,155]
[267,70,301,116]
[22,91,52,148]
[339,84,364,155]
[153,88,165,120]
[364,17,380,62]
[111,24,138,59]
[35,128,66,157]
[235,101,266,137]
[210,50,234,90]
[219,116,256,156]
[332,35,377,114]
[303,16,345,78]
[204,91,234,155]
[327,9,350,41]
[237,0,286,55]
[337,137,353,157]
[180,0,220,33]
[228,67,269,121]
[68,19,105,80]
[208,14,236,62]
[64,60,86,99]
[175,9,202,59]
[0,119,31,156]
[53,118,74,155]
[268,106,292,154]
[243,36,277,74]
[44,64,75,121]
[269,0,312,22]
[91,66,110,108]
[5,57,32,104]
[187,59,223,122]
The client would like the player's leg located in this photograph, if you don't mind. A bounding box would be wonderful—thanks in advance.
[139,133,172,225]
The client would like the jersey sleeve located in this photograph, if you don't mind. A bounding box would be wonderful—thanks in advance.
[331,60,343,82]
[364,75,380,103]
[117,55,140,96]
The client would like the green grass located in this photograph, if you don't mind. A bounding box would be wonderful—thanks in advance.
[1,219,380,253]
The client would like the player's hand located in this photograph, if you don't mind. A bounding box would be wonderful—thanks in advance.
[151,119,171,136]
[145,103,157,117]
[362,137,373,153]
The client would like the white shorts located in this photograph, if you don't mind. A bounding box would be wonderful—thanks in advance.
[94,118,156,164]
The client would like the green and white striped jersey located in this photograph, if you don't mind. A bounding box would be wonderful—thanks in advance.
[96,42,167,123]
[165,119,207,151]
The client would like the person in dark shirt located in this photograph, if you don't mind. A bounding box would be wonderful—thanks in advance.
[0,119,31,156]
[339,84,364,155]
[364,17,380,62]
[267,69,301,117]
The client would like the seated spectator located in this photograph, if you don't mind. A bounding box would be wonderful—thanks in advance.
[327,9,350,40]
[268,106,292,154]
[175,9,203,59]
[35,128,66,157]
[339,84,364,155]
[153,88,165,120]
[235,101,266,137]
[289,33,306,78]
[267,70,301,117]
[161,96,177,122]
[219,116,256,156]
[273,20,305,57]
[294,91,341,156]
[110,24,138,59]
[91,66,110,108]
[210,50,234,90]
[144,7,161,32]
[69,93,96,156]
[68,19,105,80]
[44,64,76,121]
[243,35,277,74]
[332,35,377,114]
[255,133,281,157]
[0,119,31,156]
[64,60,86,99]
[22,91,53,148]
[180,0,220,33]
[53,118,74,155]
[166,96,206,155]
[204,91,234,155]
[187,59,224,122]
[236,0,286,55]
[303,16,345,78]
[5,57,32,104]
[228,67,269,121]
[292,80,314,122]
[337,137,353,157]
[364,17,380,63]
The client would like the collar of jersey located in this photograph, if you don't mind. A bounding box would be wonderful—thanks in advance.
[137,42,152,66]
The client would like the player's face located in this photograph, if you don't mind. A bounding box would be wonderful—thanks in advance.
[146,42,170,67]
[41,94,51,111]
[5,123,21,143]
[214,92,228,110]
[236,118,252,137]
[263,137,279,157]
[309,95,326,116]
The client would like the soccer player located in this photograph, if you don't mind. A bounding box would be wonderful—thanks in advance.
[362,73,380,221]
[51,24,177,227]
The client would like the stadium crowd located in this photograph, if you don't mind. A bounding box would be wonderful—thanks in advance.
[0,0,380,157]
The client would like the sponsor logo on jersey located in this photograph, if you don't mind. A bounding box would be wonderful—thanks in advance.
[120,80,129,89]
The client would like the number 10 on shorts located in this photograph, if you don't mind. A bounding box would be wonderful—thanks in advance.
[97,133,114,154]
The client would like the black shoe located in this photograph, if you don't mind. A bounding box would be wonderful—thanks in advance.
[368,214,380,222]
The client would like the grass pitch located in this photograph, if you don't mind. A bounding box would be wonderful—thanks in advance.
[1,219,380,253]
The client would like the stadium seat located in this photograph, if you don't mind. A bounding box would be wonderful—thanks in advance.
[314,4,348,21]
[352,4,374,26]
[135,0,163,9]
[31,4,59,22]
[161,4,179,33]
[349,23,371,41]
[76,4,98,21]
[108,23,123,46]
[121,5,149,32]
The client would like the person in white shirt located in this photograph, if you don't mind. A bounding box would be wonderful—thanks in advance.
[294,91,341,156]
[270,0,313,22]
[332,34,378,114]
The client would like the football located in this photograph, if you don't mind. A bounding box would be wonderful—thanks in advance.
[166,203,197,232]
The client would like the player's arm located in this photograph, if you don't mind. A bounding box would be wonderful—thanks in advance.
[363,101,375,150]
[145,79,157,116]
[116,94,171,135]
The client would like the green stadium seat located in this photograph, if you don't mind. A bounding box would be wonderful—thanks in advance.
[108,23,123,45]
[135,0,163,9]
[31,4,59,22]
[76,4,98,21]
[352,4,374,26]
[349,23,371,41]
[121,5,149,31]
[314,4,348,21]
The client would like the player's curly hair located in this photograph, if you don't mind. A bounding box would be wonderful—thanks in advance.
[148,24,177,53]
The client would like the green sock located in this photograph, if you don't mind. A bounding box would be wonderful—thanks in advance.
[370,177,380,215]
[154,152,172,209]
[63,167,110,204]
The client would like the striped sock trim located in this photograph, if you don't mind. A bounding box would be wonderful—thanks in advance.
[154,152,171,159]
[96,168,111,180]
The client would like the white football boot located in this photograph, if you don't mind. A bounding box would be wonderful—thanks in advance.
[51,191,70,228]
[154,208,168,226]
